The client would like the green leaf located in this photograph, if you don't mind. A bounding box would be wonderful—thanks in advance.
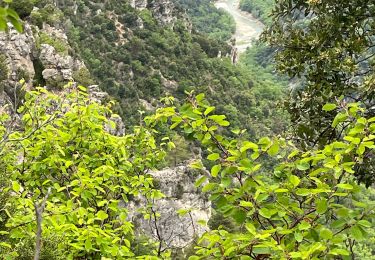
[295,188,311,196]
[190,160,204,169]
[289,175,300,187]
[245,223,256,235]
[320,228,333,239]
[290,252,302,258]
[297,161,310,171]
[207,153,220,161]
[204,106,215,116]
[239,201,253,208]
[358,220,372,228]
[177,209,190,216]
[350,226,363,241]
[322,103,337,112]
[332,113,348,128]
[12,182,20,193]
[195,176,207,187]
[240,141,258,152]
[275,188,289,193]
[258,137,271,150]
[337,184,353,190]
[232,208,246,224]
[211,164,221,177]
[85,239,92,251]
[294,232,303,242]
[329,248,350,256]
[202,183,217,192]
[316,198,328,214]
[0,242,11,249]
[298,221,311,231]
[97,210,108,221]
[196,93,205,101]
[267,141,279,156]
[259,208,272,219]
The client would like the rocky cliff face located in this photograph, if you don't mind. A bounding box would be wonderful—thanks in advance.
[128,165,211,250]
[0,23,35,92]
[131,0,189,26]
[130,0,148,10]
[0,22,86,94]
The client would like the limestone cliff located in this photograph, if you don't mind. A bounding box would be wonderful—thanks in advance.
[128,165,211,250]
[0,22,88,95]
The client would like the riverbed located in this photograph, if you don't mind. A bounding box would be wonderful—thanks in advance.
[214,0,264,53]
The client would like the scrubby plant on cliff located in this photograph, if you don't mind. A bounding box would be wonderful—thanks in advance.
[148,93,375,259]
[0,85,171,259]
[0,54,8,81]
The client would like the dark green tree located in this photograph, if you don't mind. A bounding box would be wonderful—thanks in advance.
[264,0,375,185]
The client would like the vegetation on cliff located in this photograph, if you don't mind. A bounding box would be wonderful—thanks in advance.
[0,0,374,259]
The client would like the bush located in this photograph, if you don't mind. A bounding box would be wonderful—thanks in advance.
[37,32,69,54]
[0,54,8,81]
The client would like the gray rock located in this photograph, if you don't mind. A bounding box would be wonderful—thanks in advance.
[128,166,211,249]
[130,0,147,10]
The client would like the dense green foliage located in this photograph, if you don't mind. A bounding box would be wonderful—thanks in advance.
[0,86,170,259]
[175,0,235,41]
[239,0,274,24]
[1,86,374,259]
[1,0,288,139]
[30,0,284,138]
[264,0,375,186]
[2,1,374,259]
[150,93,375,259]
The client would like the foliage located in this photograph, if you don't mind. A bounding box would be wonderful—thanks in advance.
[176,0,236,41]
[37,32,69,54]
[72,67,95,87]
[30,0,64,28]
[239,0,274,24]
[53,0,288,139]
[0,86,170,259]
[0,0,23,32]
[148,93,375,259]
[263,0,375,186]
[4,0,34,18]
[0,54,8,81]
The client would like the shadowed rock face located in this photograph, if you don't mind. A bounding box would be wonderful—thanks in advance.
[127,165,211,250]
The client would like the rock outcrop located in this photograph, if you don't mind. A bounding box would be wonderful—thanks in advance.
[0,23,35,89]
[130,0,148,10]
[0,22,87,92]
[128,165,211,250]
[149,0,177,25]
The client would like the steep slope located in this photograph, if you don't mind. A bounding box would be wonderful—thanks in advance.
[27,0,285,137]
[1,0,288,138]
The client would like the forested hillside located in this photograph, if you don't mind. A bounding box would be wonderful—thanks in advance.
[175,0,235,41]
[0,0,287,138]
[239,0,273,24]
[0,0,374,259]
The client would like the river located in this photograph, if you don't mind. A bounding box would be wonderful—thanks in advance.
[214,0,265,53]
